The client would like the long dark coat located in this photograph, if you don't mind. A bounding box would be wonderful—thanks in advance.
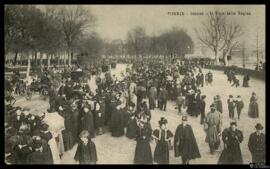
[134,123,153,164]
[62,107,75,151]
[218,127,243,164]
[174,124,201,160]
[94,101,105,128]
[71,108,80,142]
[80,110,95,139]
[248,132,265,163]
[74,139,97,164]
[199,100,206,124]
[13,134,33,164]
[248,96,259,118]
[11,114,25,130]
[216,100,223,114]
[153,129,173,164]
[126,113,138,139]
[110,101,124,137]
[26,143,53,164]
[235,100,244,115]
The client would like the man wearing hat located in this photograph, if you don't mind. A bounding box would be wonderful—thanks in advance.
[26,136,53,164]
[174,115,201,164]
[204,104,222,154]
[11,108,25,130]
[218,120,243,164]
[216,95,223,114]
[227,95,235,119]
[152,117,173,164]
[199,95,206,124]
[235,95,244,120]
[248,123,265,163]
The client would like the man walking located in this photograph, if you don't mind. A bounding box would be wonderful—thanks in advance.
[248,123,265,163]
[204,104,222,154]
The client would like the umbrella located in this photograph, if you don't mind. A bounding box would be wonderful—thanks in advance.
[42,112,65,132]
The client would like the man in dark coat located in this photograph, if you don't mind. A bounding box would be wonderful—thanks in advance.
[13,132,33,164]
[235,95,244,120]
[248,123,265,163]
[174,115,201,164]
[199,95,206,124]
[243,74,250,87]
[227,95,235,119]
[148,85,157,110]
[218,121,243,164]
[158,87,168,111]
[48,85,57,112]
[11,109,25,130]
[204,104,222,154]
[26,137,53,164]
[80,106,95,139]
[216,95,223,114]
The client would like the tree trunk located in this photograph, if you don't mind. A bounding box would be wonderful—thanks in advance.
[214,50,220,65]
[223,50,230,66]
[40,52,43,65]
[26,53,31,79]
[57,53,60,66]
[35,51,37,65]
[13,51,18,66]
[47,54,51,67]
[68,46,71,66]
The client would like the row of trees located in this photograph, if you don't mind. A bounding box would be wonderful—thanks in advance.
[105,27,194,60]
[5,5,98,77]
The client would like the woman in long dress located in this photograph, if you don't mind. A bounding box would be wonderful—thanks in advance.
[152,117,173,164]
[110,94,125,137]
[48,131,62,164]
[126,105,138,139]
[134,121,153,164]
[248,92,259,118]
[80,106,95,139]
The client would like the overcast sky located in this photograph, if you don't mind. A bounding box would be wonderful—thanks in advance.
[85,5,265,50]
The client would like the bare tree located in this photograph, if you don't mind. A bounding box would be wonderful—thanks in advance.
[126,26,147,58]
[57,5,96,66]
[195,13,242,65]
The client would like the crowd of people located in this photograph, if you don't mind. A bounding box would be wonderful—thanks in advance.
[4,58,265,164]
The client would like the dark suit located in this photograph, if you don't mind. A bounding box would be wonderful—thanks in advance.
[248,132,265,163]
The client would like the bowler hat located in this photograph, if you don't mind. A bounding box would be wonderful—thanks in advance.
[255,123,263,130]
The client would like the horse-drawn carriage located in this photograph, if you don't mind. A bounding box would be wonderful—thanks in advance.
[25,75,51,100]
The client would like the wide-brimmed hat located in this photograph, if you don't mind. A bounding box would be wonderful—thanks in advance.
[255,123,264,130]
[158,117,168,126]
